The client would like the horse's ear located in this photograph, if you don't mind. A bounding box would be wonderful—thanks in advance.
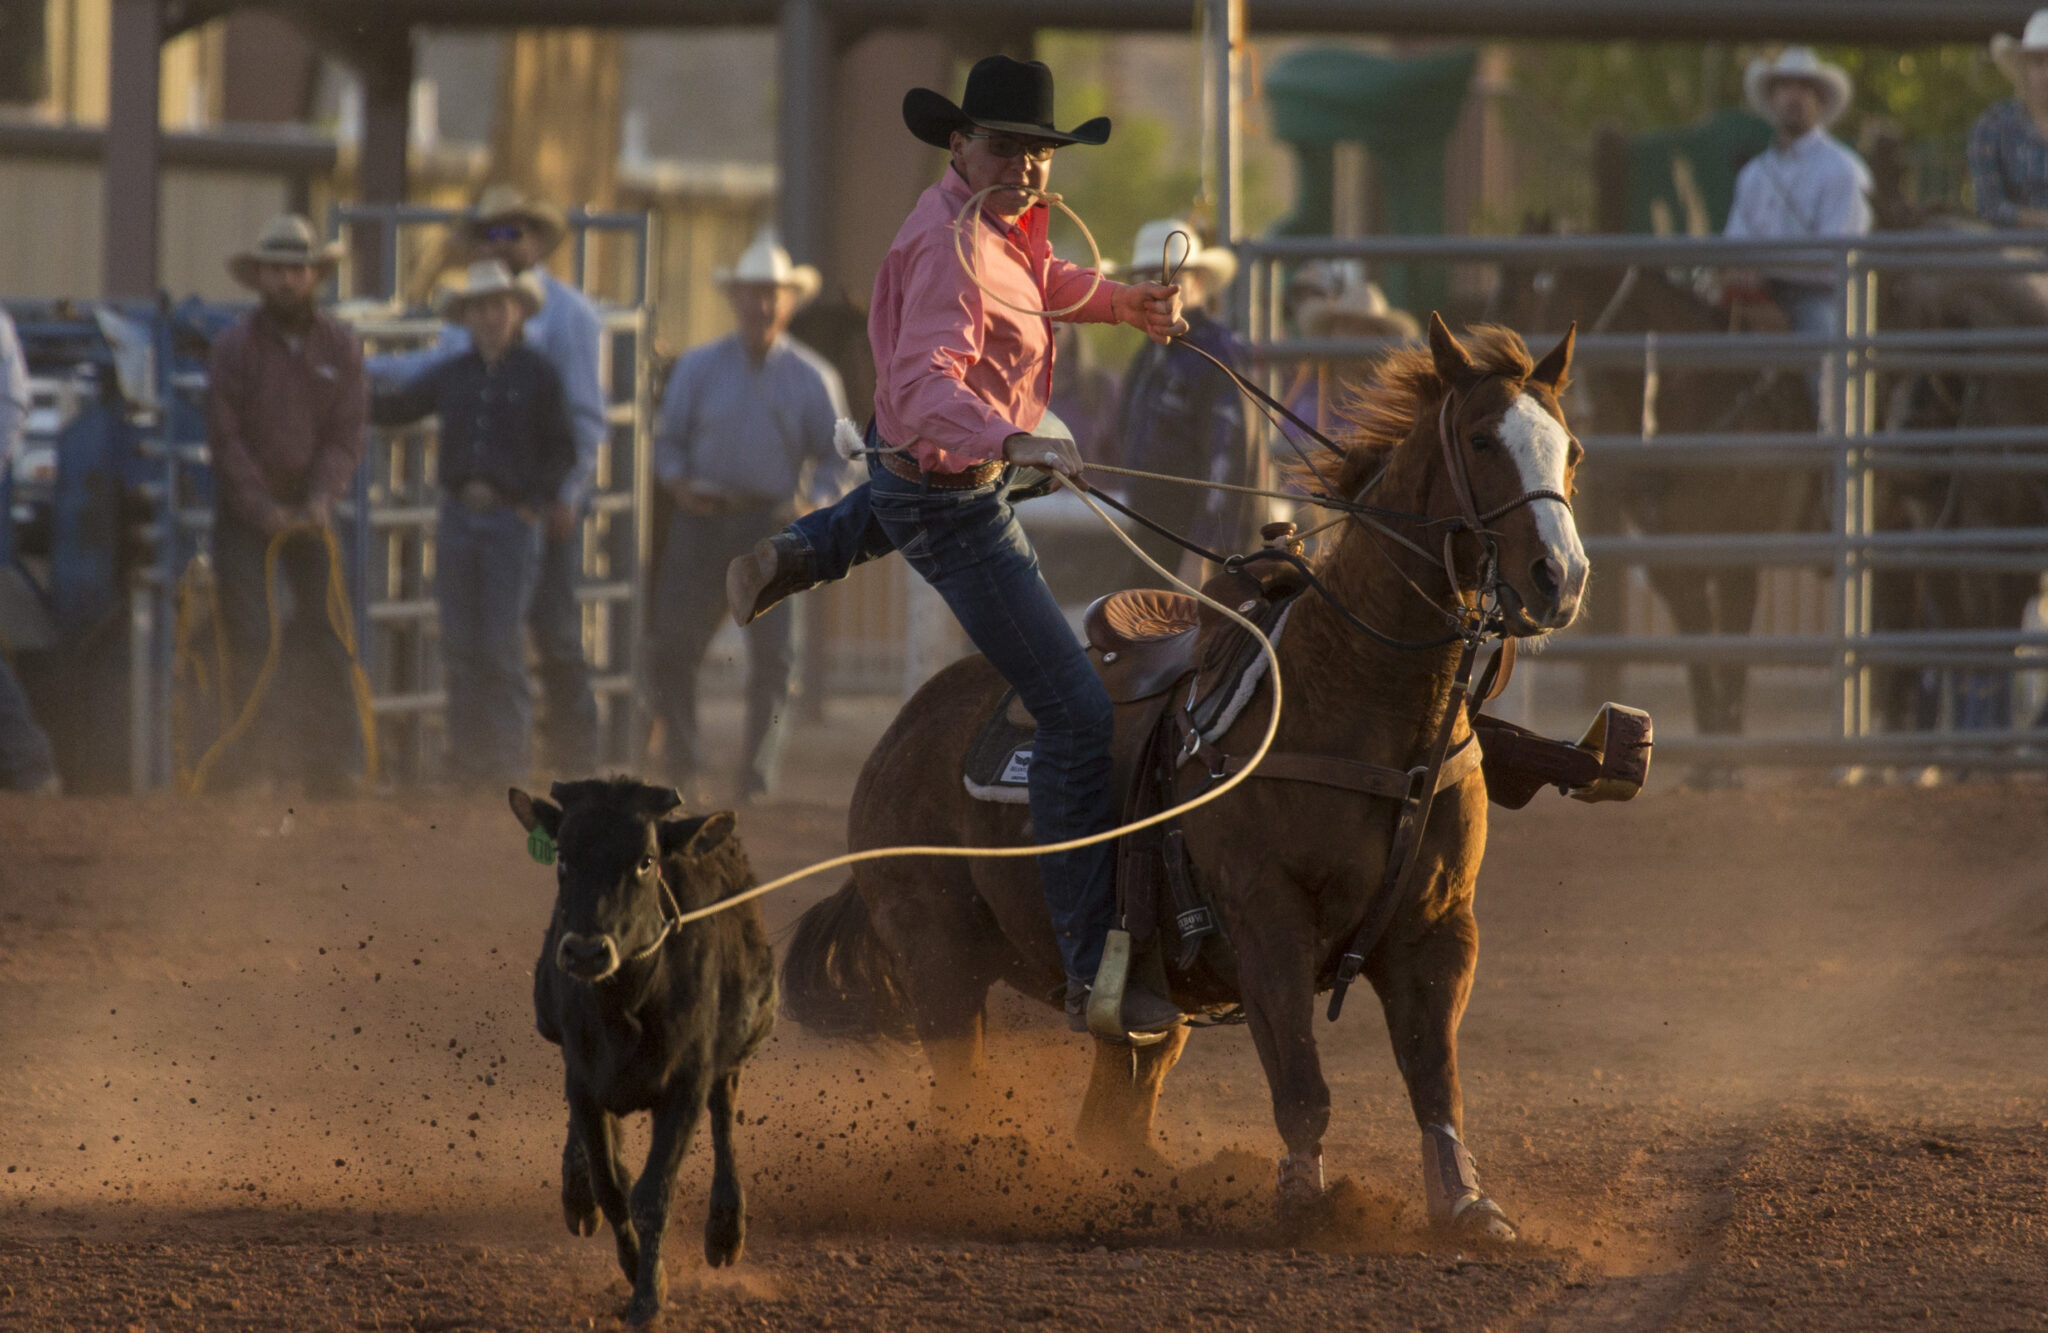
[1531,322,1576,391]
[1427,312,1477,384]
[659,810,737,859]
[509,787,562,838]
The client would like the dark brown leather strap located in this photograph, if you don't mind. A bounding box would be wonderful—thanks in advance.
[1219,733,1482,799]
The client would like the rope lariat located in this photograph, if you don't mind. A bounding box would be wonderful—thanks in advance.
[176,522,380,795]
[950,184,1104,319]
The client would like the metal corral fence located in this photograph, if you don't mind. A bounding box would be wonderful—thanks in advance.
[1236,231,2048,770]
[325,204,657,783]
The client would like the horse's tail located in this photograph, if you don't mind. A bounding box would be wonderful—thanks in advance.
[779,879,916,1044]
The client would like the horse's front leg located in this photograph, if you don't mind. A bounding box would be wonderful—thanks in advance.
[1232,890,1331,1217]
[703,1069,746,1267]
[1368,900,1516,1241]
[1075,1026,1188,1169]
[626,1065,713,1325]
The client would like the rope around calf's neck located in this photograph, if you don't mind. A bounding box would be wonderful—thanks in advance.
[664,476,1282,929]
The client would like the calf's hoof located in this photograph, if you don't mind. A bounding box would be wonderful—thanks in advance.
[562,1140,599,1236]
[705,1206,746,1268]
[625,1261,669,1325]
[563,1199,599,1237]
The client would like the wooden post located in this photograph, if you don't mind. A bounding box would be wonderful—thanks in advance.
[353,30,413,300]
[102,0,161,300]
[777,0,834,275]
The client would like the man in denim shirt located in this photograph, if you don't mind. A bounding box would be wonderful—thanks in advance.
[374,262,576,787]
[371,188,605,774]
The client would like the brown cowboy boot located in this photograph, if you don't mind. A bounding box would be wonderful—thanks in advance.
[726,533,811,628]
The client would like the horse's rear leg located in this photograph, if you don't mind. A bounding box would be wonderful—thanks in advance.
[1075,1026,1188,1169]
[1711,569,1760,735]
[1648,567,1725,737]
[864,868,1006,1118]
[1369,905,1515,1241]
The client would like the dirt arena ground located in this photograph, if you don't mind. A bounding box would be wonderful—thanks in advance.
[5,708,2048,1330]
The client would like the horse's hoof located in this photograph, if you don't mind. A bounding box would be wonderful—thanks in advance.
[1275,1151,1325,1219]
[624,1294,663,1327]
[1445,1194,1518,1243]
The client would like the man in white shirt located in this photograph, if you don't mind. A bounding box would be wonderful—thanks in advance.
[1724,47,1872,360]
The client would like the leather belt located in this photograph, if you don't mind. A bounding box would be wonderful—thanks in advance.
[879,450,1004,491]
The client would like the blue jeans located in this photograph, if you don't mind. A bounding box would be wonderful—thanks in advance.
[437,500,543,786]
[1769,279,1838,414]
[654,504,794,794]
[0,650,56,790]
[788,454,1116,987]
[529,521,599,775]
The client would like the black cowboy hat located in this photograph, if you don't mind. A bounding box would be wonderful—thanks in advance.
[902,55,1111,150]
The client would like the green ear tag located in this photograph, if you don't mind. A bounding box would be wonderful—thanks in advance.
[527,826,557,865]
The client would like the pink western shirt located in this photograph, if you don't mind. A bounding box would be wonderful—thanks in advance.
[870,168,1128,472]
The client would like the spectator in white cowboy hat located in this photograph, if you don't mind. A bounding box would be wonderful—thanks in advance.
[1972,10,2048,228]
[1109,218,1250,584]
[370,185,605,775]
[372,261,576,789]
[1723,47,1871,356]
[649,230,850,804]
[205,214,369,797]
[1282,270,1418,433]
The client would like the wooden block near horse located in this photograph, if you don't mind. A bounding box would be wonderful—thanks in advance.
[511,778,775,1326]
[782,317,1652,1241]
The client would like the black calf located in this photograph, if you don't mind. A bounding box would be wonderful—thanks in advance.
[511,778,775,1325]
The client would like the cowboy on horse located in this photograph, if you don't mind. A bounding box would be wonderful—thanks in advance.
[724,55,1191,1035]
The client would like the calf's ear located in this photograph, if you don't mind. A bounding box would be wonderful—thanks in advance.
[658,810,737,859]
[508,787,562,837]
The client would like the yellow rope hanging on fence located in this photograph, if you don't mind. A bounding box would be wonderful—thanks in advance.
[175,522,381,795]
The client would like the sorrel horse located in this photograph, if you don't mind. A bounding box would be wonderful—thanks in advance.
[782,319,1585,1237]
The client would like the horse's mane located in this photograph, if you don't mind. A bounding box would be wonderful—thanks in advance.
[1288,324,1539,497]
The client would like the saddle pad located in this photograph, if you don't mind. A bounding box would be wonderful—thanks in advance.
[963,688,1034,804]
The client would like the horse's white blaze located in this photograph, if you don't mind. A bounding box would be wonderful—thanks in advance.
[1501,392,1588,593]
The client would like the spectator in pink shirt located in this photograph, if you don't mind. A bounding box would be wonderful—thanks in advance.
[725,56,1187,1035]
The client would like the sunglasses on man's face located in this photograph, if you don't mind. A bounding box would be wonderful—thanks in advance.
[965,133,1058,163]
[482,223,528,242]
